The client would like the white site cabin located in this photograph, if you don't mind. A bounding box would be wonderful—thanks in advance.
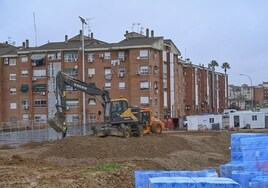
[229,111,265,129]
[186,114,223,131]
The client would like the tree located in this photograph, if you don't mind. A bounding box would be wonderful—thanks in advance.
[208,60,219,70]
[221,62,231,75]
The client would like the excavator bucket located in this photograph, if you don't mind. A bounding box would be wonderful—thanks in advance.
[47,118,64,133]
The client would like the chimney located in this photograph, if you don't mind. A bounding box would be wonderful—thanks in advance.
[146,28,149,37]
[79,30,82,41]
[22,42,26,48]
[151,30,154,37]
[65,35,68,43]
[26,39,29,48]
[90,32,94,39]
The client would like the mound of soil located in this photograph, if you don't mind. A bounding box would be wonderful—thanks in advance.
[0,129,266,187]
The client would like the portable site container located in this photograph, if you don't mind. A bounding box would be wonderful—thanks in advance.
[186,114,222,131]
[229,111,266,129]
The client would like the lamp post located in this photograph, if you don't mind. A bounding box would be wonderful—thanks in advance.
[79,16,87,135]
[240,73,253,109]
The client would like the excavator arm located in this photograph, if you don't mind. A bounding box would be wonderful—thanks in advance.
[48,71,110,133]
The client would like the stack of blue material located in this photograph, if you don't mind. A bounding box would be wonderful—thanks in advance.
[251,175,268,188]
[231,170,264,188]
[220,133,267,178]
[148,177,240,188]
[135,169,218,188]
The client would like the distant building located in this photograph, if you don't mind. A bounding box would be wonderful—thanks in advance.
[0,29,228,125]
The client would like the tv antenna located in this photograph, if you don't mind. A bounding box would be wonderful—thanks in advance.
[86,18,94,36]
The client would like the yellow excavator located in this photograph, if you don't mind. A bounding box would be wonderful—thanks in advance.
[48,71,165,138]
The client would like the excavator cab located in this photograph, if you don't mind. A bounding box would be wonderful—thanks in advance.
[104,98,139,125]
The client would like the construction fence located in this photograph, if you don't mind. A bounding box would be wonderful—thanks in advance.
[0,120,94,147]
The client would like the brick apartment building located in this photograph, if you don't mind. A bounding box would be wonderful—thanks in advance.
[0,30,228,125]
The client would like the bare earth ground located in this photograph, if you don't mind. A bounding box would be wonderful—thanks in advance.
[0,129,267,188]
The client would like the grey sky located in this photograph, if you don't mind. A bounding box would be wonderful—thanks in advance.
[1,0,267,86]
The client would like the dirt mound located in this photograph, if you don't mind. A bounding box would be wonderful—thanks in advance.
[0,129,265,187]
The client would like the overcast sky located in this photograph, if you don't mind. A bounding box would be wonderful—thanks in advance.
[1,0,267,86]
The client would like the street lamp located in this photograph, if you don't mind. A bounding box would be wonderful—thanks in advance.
[239,73,253,109]
[79,16,87,135]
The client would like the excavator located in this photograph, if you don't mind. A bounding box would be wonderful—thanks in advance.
[47,71,165,138]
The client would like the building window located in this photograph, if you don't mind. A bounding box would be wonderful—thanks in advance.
[66,114,79,123]
[252,115,257,121]
[33,69,46,78]
[66,99,79,108]
[33,84,46,92]
[31,54,46,66]
[10,88,16,95]
[139,50,148,59]
[22,114,29,121]
[104,68,112,80]
[89,113,96,123]
[65,68,78,76]
[140,81,149,90]
[88,68,95,77]
[20,55,28,62]
[47,52,61,61]
[64,52,78,62]
[88,53,94,62]
[104,52,111,59]
[163,79,167,90]
[10,74,16,80]
[34,100,47,107]
[105,82,111,89]
[88,98,96,105]
[118,51,125,61]
[34,114,47,123]
[139,66,149,75]
[9,58,16,66]
[209,118,214,123]
[21,70,29,76]
[119,82,125,89]
[10,103,17,109]
[140,97,149,105]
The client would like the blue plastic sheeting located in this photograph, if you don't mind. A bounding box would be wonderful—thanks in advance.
[231,170,264,188]
[220,162,244,178]
[240,136,268,172]
[149,177,195,188]
[149,177,241,188]
[135,169,218,188]
[230,133,267,163]
[251,175,268,188]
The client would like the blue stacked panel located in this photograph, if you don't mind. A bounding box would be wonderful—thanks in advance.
[169,169,218,178]
[231,170,263,188]
[149,177,241,188]
[230,133,267,163]
[240,136,268,172]
[192,177,241,188]
[251,175,268,188]
[135,169,218,188]
[149,177,195,188]
[220,162,244,178]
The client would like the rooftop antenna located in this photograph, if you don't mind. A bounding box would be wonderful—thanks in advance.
[132,23,136,32]
[86,18,94,36]
[140,27,144,35]
[33,12,38,47]
[137,23,141,33]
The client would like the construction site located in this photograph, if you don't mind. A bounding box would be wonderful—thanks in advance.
[0,128,266,187]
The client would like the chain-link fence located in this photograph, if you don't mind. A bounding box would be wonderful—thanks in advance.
[0,120,95,147]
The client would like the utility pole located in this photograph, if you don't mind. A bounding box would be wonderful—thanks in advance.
[79,16,87,135]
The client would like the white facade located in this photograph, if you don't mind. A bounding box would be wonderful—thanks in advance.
[186,114,222,131]
[229,111,265,129]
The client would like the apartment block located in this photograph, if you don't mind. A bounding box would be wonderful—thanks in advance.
[0,29,228,125]
[182,60,227,116]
